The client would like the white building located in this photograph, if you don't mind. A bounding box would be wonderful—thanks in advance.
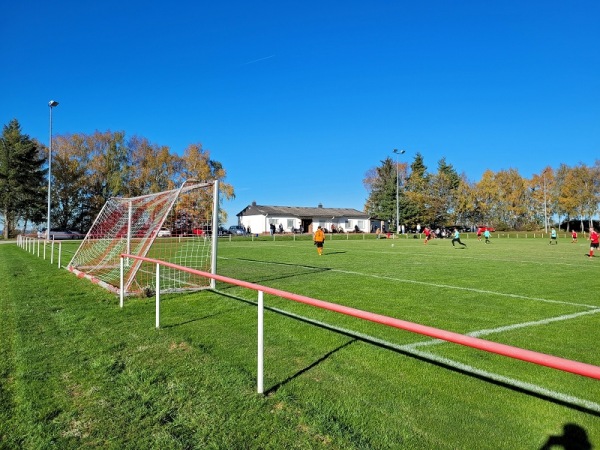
[236,202,375,234]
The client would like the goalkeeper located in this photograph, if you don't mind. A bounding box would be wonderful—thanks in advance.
[313,226,325,255]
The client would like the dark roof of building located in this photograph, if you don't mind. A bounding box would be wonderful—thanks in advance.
[237,203,370,219]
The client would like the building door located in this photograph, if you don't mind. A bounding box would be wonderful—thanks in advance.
[302,219,312,234]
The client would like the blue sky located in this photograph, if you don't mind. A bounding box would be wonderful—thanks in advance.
[2,1,599,226]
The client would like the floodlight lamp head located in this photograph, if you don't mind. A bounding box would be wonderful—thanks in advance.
[49,100,59,107]
[393,148,405,155]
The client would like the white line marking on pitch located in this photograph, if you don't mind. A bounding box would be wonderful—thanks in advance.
[219,255,598,309]
[404,309,600,349]
[333,246,585,268]
[218,255,600,411]
[265,306,600,413]
[333,268,599,309]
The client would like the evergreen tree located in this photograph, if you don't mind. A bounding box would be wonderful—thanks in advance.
[404,152,430,226]
[0,119,46,238]
[363,158,396,225]
[429,158,461,225]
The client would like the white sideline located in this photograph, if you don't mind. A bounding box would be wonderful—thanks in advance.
[218,255,599,407]
[403,308,600,350]
[333,268,599,309]
[220,251,598,309]
[265,306,600,413]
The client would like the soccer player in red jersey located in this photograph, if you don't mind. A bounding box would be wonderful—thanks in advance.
[423,227,431,244]
[588,228,599,258]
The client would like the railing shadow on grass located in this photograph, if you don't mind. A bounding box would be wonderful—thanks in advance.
[210,290,600,417]
[159,306,245,329]
[122,257,600,418]
[264,339,357,396]
[217,257,332,286]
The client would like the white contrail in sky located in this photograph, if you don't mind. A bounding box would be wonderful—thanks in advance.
[242,55,275,66]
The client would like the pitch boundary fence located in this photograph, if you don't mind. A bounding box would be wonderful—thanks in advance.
[119,253,600,394]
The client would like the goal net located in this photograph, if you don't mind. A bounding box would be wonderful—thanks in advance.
[68,180,219,295]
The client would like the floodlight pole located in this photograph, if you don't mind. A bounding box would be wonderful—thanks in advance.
[46,100,59,240]
[393,149,405,235]
[543,171,548,233]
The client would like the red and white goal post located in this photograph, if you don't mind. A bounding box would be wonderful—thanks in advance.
[68,180,220,296]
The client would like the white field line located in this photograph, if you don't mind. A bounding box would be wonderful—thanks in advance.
[265,306,600,413]
[405,348,600,413]
[219,254,598,309]
[404,308,600,350]
[244,240,590,267]
[217,255,600,410]
[335,244,588,268]
[386,252,584,268]
[333,268,599,309]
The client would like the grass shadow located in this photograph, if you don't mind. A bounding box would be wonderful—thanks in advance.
[264,339,356,396]
[214,290,600,417]
[218,257,332,286]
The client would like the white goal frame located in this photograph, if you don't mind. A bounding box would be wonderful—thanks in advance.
[68,180,220,295]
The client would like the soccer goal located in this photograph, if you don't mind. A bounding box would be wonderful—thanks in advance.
[68,180,220,295]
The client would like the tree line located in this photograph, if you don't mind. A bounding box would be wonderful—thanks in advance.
[0,119,234,239]
[363,152,600,232]
[2,118,599,239]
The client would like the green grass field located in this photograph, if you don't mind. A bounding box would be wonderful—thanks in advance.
[2,233,599,449]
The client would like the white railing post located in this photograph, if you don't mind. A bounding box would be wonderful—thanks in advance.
[119,256,125,308]
[210,180,220,289]
[57,242,61,268]
[257,290,264,394]
[156,263,160,329]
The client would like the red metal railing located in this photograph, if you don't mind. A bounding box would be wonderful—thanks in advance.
[120,254,600,388]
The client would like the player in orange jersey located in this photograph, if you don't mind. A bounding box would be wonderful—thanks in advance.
[313,226,325,255]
